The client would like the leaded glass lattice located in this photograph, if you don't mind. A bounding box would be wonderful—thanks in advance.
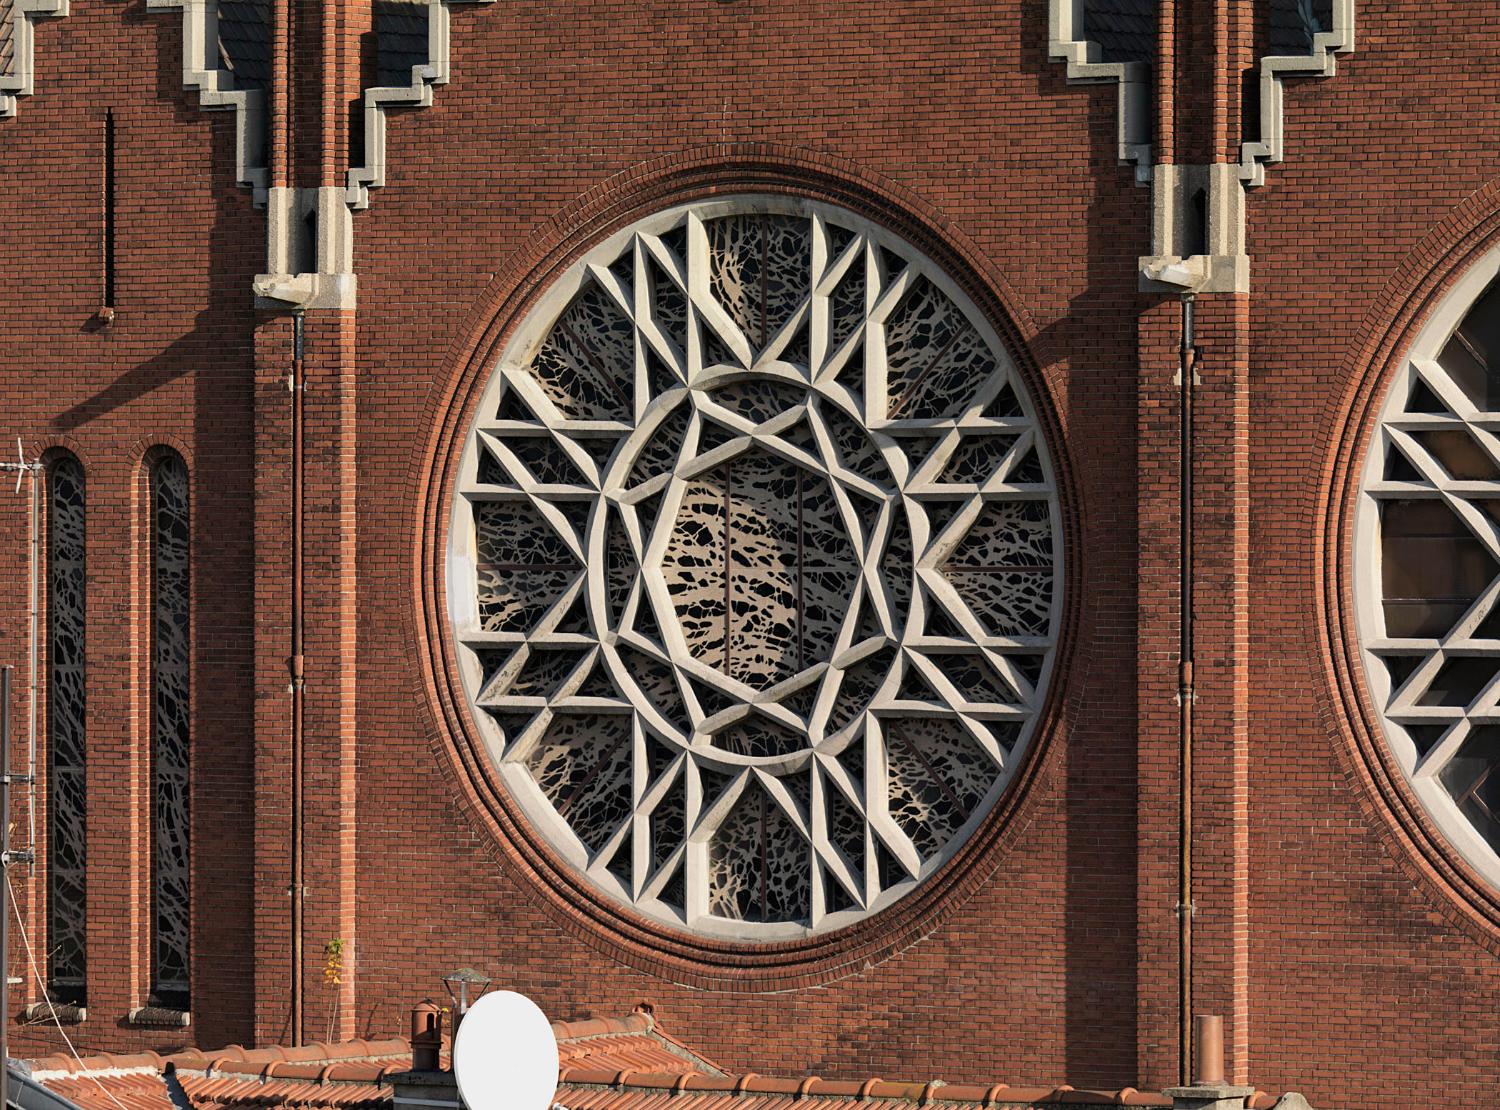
[47,456,86,1001]
[1358,265,1500,890]
[150,454,190,1003]
[448,197,1063,939]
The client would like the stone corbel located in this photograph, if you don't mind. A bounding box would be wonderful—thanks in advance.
[1139,163,1250,294]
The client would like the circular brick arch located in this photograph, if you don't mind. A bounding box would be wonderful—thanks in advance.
[410,146,1085,987]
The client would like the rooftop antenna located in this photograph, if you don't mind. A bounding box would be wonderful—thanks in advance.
[1,440,43,1101]
[451,991,558,1110]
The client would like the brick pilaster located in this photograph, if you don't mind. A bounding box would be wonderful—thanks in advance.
[1137,294,1252,1088]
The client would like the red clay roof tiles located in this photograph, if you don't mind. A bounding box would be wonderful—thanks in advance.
[24,1012,1290,1110]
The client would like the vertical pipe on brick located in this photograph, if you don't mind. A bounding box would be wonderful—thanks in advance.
[290,311,306,1045]
[2,664,11,1110]
[1176,294,1198,1088]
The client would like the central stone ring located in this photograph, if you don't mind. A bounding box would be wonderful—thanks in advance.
[590,371,911,767]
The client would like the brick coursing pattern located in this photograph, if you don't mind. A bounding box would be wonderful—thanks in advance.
[1,3,1499,1108]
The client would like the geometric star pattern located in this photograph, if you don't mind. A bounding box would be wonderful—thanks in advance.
[449,198,1062,938]
[1361,274,1500,881]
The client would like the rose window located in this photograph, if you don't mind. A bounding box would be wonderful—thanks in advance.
[1358,266,1500,887]
[447,197,1062,937]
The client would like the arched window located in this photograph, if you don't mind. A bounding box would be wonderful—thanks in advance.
[149,452,190,1008]
[47,454,86,1005]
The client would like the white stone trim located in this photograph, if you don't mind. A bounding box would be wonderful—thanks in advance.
[1238,0,1355,186]
[0,0,68,119]
[345,0,494,210]
[1047,0,1152,180]
[145,0,268,203]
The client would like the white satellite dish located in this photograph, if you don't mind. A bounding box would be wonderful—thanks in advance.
[452,990,558,1110]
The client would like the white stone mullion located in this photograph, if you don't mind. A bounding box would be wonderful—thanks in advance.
[641,230,688,291]
[809,770,863,916]
[454,199,1062,937]
[1410,356,1478,420]
[755,299,812,370]
[866,719,923,880]
[1385,646,1456,716]
[497,706,552,764]
[809,215,833,379]
[985,428,1039,492]
[955,712,1012,772]
[1411,718,1473,782]
[630,714,652,899]
[588,260,634,322]
[584,817,633,880]
[1444,495,1500,565]
[904,428,963,491]
[862,242,887,423]
[686,212,754,372]
[915,496,983,568]
[989,645,1042,704]
[640,844,687,904]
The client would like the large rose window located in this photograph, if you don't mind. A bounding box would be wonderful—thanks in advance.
[447,197,1062,938]
[1357,264,1500,887]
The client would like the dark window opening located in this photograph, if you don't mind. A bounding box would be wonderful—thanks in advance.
[1381,498,1496,638]
[47,456,87,1006]
[149,453,191,1011]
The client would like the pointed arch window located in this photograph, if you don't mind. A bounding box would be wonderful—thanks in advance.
[47,454,87,1004]
[149,451,190,1008]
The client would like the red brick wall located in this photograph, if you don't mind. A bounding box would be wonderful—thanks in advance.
[0,0,261,1055]
[4,1,1500,1106]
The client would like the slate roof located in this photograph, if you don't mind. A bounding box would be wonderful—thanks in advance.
[216,0,272,89]
[1267,0,1332,56]
[1,0,16,77]
[1080,0,1155,67]
[374,0,429,88]
[27,1011,1303,1110]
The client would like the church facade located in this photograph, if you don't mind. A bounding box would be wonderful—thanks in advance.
[2,1,1498,1105]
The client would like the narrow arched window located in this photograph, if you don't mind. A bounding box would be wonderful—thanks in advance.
[149,452,190,1009]
[47,454,86,1006]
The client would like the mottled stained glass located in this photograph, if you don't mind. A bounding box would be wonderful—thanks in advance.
[151,454,190,1004]
[48,456,86,1001]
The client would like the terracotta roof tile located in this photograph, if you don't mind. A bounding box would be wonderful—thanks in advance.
[22,1012,1294,1110]
[41,1072,178,1110]
[177,1074,391,1109]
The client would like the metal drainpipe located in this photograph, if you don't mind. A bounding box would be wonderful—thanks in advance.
[1176,293,1198,1087]
[290,310,306,1045]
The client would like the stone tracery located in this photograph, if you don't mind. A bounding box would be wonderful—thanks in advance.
[449,198,1062,937]
[1360,272,1500,887]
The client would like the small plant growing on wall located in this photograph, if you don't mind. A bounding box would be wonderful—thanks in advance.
[323,938,345,1042]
